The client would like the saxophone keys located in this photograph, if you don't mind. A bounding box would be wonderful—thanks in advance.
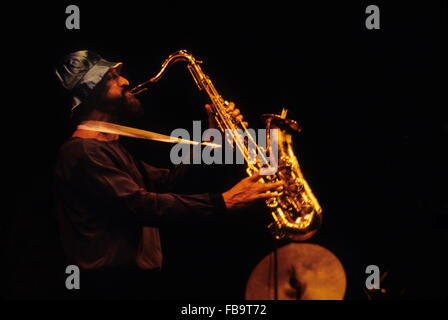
[300,202,314,215]
[266,197,278,208]
[292,179,304,192]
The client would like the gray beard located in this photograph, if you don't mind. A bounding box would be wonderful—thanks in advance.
[100,93,143,121]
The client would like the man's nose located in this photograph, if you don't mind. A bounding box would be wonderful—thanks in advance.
[118,76,130,87]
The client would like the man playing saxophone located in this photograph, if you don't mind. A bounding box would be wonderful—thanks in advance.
[53,50,283,298]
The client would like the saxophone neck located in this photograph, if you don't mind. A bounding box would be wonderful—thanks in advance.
[130,50,202,94]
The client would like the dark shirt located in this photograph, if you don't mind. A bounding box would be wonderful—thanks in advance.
[53,137,226,270]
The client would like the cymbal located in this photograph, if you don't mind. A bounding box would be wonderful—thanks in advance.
[245,243,346,300]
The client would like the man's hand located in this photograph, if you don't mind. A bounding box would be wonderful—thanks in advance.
[205,102,248,130]
[222,173,283,211]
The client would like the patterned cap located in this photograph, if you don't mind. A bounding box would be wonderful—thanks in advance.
[55,50,123,111]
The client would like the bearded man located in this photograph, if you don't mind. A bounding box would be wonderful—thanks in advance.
[53,50,282,299]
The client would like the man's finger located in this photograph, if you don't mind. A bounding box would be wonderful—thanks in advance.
[256,192,279,200]
[259,181,284,192]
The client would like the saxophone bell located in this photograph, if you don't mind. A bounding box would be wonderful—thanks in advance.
[262,110,322,241]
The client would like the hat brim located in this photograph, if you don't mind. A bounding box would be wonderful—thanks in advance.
[106,61,123,73]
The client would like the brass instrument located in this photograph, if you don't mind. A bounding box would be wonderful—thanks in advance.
[130,50,322,241]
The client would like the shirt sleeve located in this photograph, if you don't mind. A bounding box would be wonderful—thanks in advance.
[138,161,189,193]
[79,143,227,227]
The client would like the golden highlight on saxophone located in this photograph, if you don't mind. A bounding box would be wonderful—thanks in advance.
[131,50,322,241]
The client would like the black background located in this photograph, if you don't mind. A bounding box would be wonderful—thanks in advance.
[1,1,447,300]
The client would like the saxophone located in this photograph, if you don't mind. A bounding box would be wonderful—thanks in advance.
[130,50,322,241]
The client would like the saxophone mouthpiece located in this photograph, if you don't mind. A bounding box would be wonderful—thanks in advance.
[130,87,148,96]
